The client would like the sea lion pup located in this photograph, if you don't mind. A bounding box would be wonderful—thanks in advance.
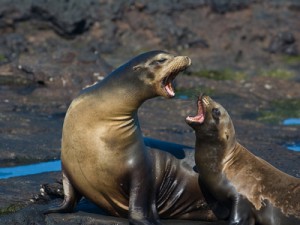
[45,51,217,225]
[186,94,300,225]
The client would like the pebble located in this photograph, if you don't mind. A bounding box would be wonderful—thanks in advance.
[264,84,272,90]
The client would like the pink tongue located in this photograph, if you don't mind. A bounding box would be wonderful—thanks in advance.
[165,83,175,97]
[187,114,204,123]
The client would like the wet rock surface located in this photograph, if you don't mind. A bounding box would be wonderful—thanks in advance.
[0,0,300,224]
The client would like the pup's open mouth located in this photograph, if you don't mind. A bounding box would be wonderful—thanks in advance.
[186,94,206,124]
[161,57,191,97]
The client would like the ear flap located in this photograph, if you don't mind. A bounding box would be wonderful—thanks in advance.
[133,65,142,71]
[225,130,229,140]
[221,130,229,141]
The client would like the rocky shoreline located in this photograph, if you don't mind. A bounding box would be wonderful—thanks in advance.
[0,0,299,224]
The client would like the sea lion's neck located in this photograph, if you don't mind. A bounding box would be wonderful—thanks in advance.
[195,138,238,200]
[81,80,155,120]
[98,72,156,113]
[195,141,227,174]
[195,135,237,173]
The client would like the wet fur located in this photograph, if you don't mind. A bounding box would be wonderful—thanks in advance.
[45,51,217,225]
[187,95,300,225]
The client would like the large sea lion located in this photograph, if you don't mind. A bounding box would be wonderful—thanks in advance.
[46,51,217,225]
[186,94,300,225]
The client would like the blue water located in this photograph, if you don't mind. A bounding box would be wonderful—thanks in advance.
[283,118,300,125]
[178,95,189,100]
[286,144,300,152]
[0,160,61,179]
[282,118,300,152]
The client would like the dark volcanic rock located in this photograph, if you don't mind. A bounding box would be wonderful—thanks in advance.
[31,0,98,36]
[0,0,98,37]
[14,43,113,98]
[0,1,300,224]
[0,205,46,225]
[1,203,226,225]
[267,32,298,56]
[208,0,250,13]
[19,50,100,93]
[0,43,113,167]
[0,172,60,213]
[0,33,28,65]
[0,173,226,225]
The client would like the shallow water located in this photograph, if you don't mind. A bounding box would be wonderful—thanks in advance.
[286,144,300,152]
[283,118,300,125]
[283,118,300,152]
[0,160,61,179]
[177,95,189,100]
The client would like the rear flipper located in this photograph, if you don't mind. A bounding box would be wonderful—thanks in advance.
[44,171,81,214]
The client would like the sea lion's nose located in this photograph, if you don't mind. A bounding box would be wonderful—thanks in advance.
[185,56,192,66]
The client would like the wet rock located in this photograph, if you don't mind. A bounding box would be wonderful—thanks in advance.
[15,45,113,98]
[40,180,64,200]
[154,16,197,49]
[0,1,300,224]
[208,0,250,13]
[0,33,28,65]
[1,202,226,225]
[266,32,298,56]
[0,204,47,225]
[31,0,98,36]
[0,172,61,212]
[142,1,206,14]
[0,0,98,37]
[0,172,226,225]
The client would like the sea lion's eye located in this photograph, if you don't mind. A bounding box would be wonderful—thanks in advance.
[150,58,167,66]
[156,58,167,63]
[212,108,221,118]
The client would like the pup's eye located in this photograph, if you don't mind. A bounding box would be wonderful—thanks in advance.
[212,108,221,118]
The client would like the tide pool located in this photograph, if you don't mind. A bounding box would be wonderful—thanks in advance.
[283,118,300,125]
[0,160,61,179]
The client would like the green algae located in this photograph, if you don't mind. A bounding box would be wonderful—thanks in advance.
[282,55,300,65]
[258,99,300,124]
[0,204,24,215]
[260,69,295,79]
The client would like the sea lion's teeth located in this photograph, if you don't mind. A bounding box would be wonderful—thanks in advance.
[165,82,175,97]
[186,114,204,123]
[163,73,176,97]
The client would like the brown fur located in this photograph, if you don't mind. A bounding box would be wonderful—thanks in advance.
[187,95,300,225]
[45,51,217,225]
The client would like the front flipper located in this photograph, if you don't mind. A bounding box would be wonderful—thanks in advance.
[229,195,255,225]
[128,159,162,225]
[44,171,81,214]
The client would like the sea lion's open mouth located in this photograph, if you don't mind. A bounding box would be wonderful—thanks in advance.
[162,72,177,97]
[161,57,191,97]
[186,94,206,124]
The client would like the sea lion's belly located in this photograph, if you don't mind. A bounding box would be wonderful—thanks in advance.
[62,145,131,215]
